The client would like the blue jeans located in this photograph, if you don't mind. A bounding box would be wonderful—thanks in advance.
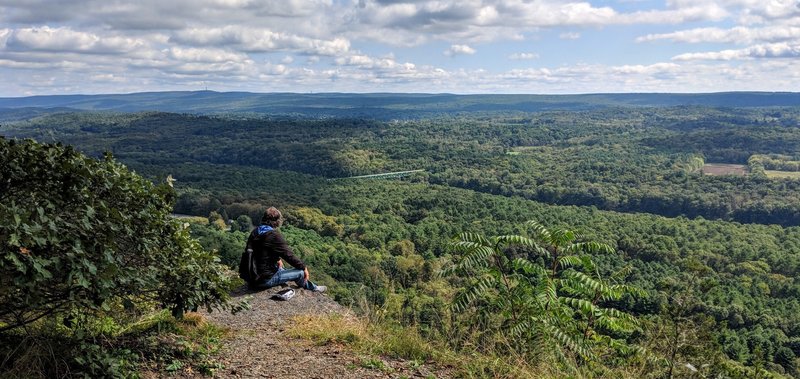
[250,268,318,291]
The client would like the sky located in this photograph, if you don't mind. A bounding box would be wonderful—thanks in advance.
[0,0,799,96]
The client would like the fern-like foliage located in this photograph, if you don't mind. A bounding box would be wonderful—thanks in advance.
[442,220,642,374]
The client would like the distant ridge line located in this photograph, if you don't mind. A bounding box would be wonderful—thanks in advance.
[0,91,798,118]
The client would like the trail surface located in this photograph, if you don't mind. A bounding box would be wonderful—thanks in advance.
[164,286,448,378]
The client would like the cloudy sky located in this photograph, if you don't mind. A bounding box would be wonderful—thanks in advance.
[1,0,799,96]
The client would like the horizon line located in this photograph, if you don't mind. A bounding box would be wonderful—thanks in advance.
[2,89,799,100]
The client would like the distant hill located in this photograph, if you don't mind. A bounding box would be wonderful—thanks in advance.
[0,91,798,118]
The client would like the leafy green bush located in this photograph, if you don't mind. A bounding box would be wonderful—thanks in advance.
[0,138,235,329]
[444,221,641,373]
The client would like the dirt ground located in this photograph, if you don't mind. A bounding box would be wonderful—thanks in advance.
[150,286,449,379]
[702,163,748,176]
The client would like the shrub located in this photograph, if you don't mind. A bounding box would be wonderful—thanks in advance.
[0,137,235,331]
[444,221,641,372]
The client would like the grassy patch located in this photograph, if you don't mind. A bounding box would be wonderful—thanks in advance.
[287,314,366,346]
[133,311,230,376]
[765,170,800,179]
[458,355,543,379]
[702,163,748,176]
[287,313,550,378]
[288,314,439,362]
[359,357,393,373]
[172,214,210,224]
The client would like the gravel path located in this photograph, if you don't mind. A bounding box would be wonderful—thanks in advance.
[163,285,449,379]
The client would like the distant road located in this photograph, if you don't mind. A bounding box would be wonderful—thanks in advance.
[334,169,425,180]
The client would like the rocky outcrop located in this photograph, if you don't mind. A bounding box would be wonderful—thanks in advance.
[168,286,446,379]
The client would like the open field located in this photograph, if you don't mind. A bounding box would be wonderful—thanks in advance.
[765,170,800,179]
[702,163,748,176]
[508,146,540,154]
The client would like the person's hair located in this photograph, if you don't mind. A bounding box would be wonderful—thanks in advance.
[261,207,283,228]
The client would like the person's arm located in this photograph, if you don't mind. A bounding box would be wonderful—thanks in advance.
[271,232,306,270]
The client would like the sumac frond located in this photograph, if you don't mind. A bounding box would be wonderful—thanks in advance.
[452,275,500,312]
[443,220,640,372]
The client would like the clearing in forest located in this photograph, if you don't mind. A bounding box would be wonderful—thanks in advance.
[765,170,800,179]
[702,163,748,176]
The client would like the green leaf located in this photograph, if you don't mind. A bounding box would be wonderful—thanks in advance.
[495,234,538,249]
[8,232,20,246]
[32,260,52,279]
[453,275,499,312]
[512,258,546,277]
[8,252,27,273]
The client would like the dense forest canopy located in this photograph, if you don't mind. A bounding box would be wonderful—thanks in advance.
[2,97,800,377]
[5,106,800,225]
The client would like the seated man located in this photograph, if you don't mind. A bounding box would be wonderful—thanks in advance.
[247,207,326,292]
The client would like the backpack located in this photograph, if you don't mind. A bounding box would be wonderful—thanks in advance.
[238,243,258,283]
[238,225,274,283]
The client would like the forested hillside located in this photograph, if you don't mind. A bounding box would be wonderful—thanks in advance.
[1,91,799,116]
[6,107,800,225]
[3,101,800,377]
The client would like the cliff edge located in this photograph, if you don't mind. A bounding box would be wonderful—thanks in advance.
[157,286,446,379]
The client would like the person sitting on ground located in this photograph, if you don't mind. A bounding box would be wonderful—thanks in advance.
[246,207,326,292]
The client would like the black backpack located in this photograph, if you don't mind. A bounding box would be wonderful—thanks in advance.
[238,238,258,283]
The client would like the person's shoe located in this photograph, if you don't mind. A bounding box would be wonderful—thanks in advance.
[312,285,327,293]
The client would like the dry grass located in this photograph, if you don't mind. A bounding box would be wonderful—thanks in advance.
[702,163,748,176]
[0,335,72,379]
[765,170,800,179]
[287,314,564,378]
[288,314,366,346]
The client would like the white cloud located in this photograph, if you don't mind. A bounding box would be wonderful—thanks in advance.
[261,62,290,76]
[612,62,681,75]
[729,0,800,22]
[166,47,248,63]
[171,26,350,56]
[0,58,83,69]
[638,25,800,44]
[0,0,335,30]
[508,52,538,60]
[3,56,800,95]
[559,32,581,40]
[615,3,729,24]
[344,0,751,45]
[0,29,10,45]
[347,1,619,45]
[1,26,147,54]
[335,53,417,72]
[445,44,476,56]
[1,0,800,95]
[673,42,800,60]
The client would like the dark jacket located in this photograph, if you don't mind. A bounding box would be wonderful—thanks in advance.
[248,225,306,281]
